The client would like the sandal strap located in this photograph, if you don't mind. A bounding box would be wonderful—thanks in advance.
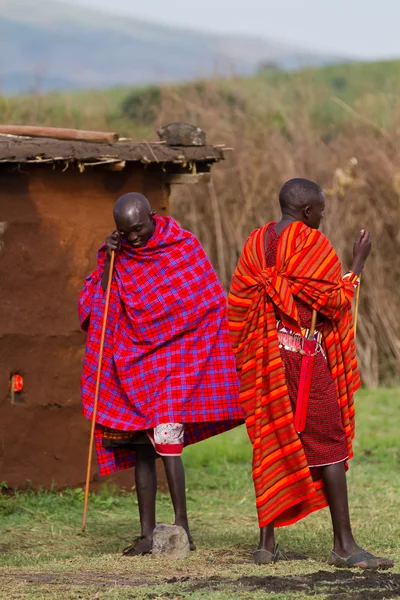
[274,544,287,561]
[330,549,376,566]
[345,550,376,566]
[253,544,286,564]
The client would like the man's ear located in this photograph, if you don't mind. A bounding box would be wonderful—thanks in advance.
[303,205,311,218]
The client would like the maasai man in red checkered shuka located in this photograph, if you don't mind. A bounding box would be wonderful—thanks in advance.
[79,193,243,556]
[228,179,393,569]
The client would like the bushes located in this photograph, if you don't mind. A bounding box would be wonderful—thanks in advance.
[120,85,161,125]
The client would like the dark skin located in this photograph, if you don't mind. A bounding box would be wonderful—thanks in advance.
[132,446,191,553]
[101,193,157,291]
[102,193,192,554]
[260,190,393,568]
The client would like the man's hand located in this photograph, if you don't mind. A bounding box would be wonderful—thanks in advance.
[102,232,120,290]
[106,231,121,257]
[351,229,371,275]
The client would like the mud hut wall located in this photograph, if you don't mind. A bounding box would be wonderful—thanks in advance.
[0,162,169,489]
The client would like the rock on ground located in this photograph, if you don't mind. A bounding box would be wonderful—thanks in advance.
[152,524,190,559]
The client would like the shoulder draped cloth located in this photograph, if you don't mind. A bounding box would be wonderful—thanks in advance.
[228,221,360,527]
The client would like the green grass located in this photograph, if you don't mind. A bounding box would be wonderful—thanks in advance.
[0,389,399,599]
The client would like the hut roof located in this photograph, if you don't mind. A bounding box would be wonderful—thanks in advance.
[0,125,227,167]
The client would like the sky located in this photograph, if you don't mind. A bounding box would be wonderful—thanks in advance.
[72,0,399,59]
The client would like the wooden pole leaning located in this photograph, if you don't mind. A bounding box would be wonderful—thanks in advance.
[82,250,115,532]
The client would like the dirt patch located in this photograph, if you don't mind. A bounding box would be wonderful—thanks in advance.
[188,570,400,599]
[4,572,147,588]
[3,569,400,599]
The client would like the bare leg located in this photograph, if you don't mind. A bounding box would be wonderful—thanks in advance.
[161,455,192,543]
[132,445,157,550]
[322,461,393,568]
[321,461,360,556]
[258,522,275,552]
[254,522,285,563]
[123,444,157,556]
[135,445,157,539]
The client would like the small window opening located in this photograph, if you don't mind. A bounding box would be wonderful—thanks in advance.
[9,371,24,404]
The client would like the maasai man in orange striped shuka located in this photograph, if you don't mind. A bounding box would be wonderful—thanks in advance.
[228,179,393,569]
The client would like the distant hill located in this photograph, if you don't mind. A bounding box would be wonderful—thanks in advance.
[0,0,343,95]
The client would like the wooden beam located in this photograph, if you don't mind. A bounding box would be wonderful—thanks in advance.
[0,126,119,144]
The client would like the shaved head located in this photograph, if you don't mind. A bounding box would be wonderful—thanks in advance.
[114,192,156,248]
[279,178,325,229]
[279,178,323,211]
[114,192,151,223]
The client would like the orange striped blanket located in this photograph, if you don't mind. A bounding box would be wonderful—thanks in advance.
[228,222,360,527]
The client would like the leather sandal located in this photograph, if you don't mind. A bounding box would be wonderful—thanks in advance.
[122,535,152,556]
[253,544,287,564]
[327,550,394,570]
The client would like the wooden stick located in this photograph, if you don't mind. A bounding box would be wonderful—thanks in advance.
[309,309,318,340]
[10,375,15,405]
[0,125,119,144]
[82,251,115,532]
[354,276,361,341]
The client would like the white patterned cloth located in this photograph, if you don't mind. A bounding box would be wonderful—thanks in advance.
[149,423,185,456]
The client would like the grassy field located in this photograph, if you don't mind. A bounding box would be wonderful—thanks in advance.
[0,388,400,599]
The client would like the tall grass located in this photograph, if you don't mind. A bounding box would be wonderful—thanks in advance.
[158,78,399,387]
[158,78,400,387]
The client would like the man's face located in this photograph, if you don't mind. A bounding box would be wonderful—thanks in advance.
[116,206,155,248]
[303,193,325,230]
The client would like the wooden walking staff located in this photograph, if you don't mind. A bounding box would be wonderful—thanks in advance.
[353,276,361,341]
[82,250,115,532]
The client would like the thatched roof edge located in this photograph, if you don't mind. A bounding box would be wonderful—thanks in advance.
[0,135,226,165]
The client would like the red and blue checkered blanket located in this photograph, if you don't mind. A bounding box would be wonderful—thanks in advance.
[79,216,243,474]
